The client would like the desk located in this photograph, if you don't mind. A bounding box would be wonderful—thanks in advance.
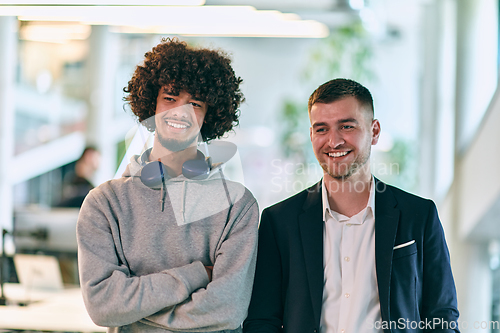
[0,284,106,332]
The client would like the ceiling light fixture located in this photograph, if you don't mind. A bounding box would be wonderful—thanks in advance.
[0,5,328,38]
[0,0,205,5]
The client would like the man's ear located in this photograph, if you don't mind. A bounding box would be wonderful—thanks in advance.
[371,119,381,145]
[310,126,313,141]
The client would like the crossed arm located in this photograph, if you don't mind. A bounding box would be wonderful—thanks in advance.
[77,191,259,331]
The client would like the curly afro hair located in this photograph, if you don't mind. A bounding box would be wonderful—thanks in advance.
[124,38,244,141]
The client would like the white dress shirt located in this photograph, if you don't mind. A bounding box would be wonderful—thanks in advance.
[320,177,383,333]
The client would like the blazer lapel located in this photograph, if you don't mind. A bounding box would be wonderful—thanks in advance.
[298,181,324,326]
[374,179,400,323]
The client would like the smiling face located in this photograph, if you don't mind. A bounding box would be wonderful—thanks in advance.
[309,96,380,182]
[154,86,208,152]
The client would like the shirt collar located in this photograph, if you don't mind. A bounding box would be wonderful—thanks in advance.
[322,176,375,223]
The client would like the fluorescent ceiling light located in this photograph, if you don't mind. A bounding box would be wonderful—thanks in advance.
[113,7,329,38]
[0,5,328,38]
[0,0,205,5]
[21,23,91,43]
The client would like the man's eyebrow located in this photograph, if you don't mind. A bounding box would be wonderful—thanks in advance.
[191,96,205,103]
[312,118,359,128]
[160,87,178,95]
[312,122,328,129]
[338,118,358,124]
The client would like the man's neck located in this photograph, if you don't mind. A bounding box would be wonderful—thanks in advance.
[324,169,372,218]
[149,140,198,178]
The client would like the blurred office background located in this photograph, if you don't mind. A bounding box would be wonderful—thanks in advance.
[0,0,499,331]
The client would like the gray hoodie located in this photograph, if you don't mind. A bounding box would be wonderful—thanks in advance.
[77,152,259,332]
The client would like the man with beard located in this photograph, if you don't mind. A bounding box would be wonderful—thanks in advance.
[243,79,460,333]
[77,38,259,333]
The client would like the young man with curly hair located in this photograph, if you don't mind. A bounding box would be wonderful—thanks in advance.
[76,38,259,333]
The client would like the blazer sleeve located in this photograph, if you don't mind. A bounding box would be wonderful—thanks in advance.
[420,200,460,333]
[243,208,284,333]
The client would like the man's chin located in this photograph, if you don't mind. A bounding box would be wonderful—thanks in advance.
[320,162,347,179]
[323,166,354,181]
[158,136,197,152]
[329,172,352,181]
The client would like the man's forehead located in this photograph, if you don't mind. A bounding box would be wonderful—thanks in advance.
[160,85,204,101]
[160,85,178,94]
[310,100,360,116]
[310,99,372,124]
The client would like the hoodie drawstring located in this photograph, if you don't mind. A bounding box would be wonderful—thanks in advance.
[160,163,167,212]
[180,181,187,223]
[219,168,232,208]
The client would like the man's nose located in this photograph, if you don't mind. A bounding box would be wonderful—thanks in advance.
[328,131,345,148]
[171,104,193,118]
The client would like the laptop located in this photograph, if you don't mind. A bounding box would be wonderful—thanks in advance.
[13,254,64,291]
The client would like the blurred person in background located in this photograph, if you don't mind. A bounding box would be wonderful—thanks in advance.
[57,146,100,208]
[77,38,259,333]
[244,78,459,333]
[55,146,100,285]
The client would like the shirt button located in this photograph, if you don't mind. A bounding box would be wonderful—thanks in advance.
[346,223,352,227]
[345,293,350,298]
[344,257,350,262]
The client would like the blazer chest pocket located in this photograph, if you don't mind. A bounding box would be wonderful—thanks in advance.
[393,241,417,260]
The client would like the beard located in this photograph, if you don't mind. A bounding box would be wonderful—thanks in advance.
[322,144,371,181]
[156,129,199,152]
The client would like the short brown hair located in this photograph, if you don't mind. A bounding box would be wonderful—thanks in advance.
[308,78,374,115]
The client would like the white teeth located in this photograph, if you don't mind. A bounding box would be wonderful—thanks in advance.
[167,122,188,129]
[328,151,348,158]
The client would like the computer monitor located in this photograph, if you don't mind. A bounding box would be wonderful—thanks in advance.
[13,207,80,253]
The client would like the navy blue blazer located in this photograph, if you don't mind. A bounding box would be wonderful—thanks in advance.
[243,179,459,333]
